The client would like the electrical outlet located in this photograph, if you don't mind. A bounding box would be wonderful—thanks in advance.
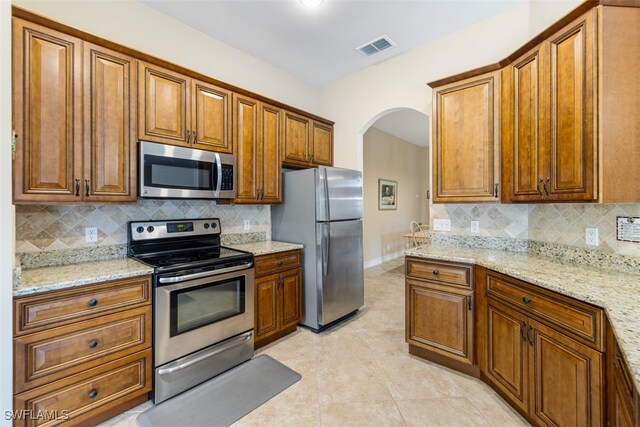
[433,219,451,231]
[85,227,98,243]
[470,221,480,233]
[243,220,251,231]
[585,227,599,246]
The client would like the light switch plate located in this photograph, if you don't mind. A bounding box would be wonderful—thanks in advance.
[433,219,451,231]
[470,221,480,233]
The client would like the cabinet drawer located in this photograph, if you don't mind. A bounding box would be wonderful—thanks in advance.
[486,271,603,350]
[14,349,151,427]
[406,258,472,289]
[14,276,151,336]
[255,250,301,277]
[15,306,151,393]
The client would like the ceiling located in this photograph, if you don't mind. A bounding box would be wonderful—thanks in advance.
[371,110,430,147]
[141,0,528,86]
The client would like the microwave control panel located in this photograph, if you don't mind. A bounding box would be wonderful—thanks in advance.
[221,165,234,191]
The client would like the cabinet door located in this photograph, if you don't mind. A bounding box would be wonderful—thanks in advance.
[254,274,279,341]
[83,43,137,202]
[545,10,596,201]
[192,80,232,153]
[528,319,603,427]
[432,71,500,202]
[311,121,333,166]
[280,268,302,330]
[485,298,529,414]
[233,94,259,203]
[282,111,311,167]
[260,103,282,204]
[406,280,473,364]
[138,62,190,146]
[502,46,545,202]
[12,18,83,202]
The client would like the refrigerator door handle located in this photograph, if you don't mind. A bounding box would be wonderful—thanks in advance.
[322,222,330,276]
[323,167,331,221]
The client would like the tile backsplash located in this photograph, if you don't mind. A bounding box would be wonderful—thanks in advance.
[15,200,271,253]
[430,202,640,258]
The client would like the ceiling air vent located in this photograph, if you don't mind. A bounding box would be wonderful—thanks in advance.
[357,35,395,57]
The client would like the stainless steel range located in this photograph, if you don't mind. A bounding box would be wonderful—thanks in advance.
[128,218,255,404]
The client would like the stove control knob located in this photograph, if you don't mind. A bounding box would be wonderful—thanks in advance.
[211,223,217,229]
[204,223,210,229]
[147,226,155,233]
[136,226,144,234]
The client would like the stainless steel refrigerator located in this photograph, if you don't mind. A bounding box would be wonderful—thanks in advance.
[271,166,364,331]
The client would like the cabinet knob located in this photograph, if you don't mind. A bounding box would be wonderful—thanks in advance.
[89,340,98,349]
[88,389,98,399]
[277,260,283,267]
[522,296,531,304]
[432,270,439,276]
[88,298,98,307]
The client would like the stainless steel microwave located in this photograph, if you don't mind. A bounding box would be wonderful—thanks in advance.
[139,141,235,199]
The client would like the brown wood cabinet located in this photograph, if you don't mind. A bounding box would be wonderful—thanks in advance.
[138,62,232,153]
[282,111,334,168]
[233,94,282,204]
[479,270,605,426]
[430,71,501,203]
[254,250,302,349]
[13,276,153,426]
[405,257,477,374]
[607,325,640,427]
[12,18,137,203]
[502,10,596,202]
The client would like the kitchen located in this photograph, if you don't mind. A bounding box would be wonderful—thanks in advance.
[2,0,640,426]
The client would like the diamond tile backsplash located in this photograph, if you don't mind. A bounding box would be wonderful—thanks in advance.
[15,200,271,253]
[430,203,640,258]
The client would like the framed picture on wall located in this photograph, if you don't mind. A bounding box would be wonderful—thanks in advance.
[378,179,397,210]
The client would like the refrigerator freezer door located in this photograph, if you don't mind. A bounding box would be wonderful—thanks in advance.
[316,166,363,222]
[315,219,364,326]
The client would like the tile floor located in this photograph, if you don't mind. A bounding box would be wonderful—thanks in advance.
[100,258,529,427]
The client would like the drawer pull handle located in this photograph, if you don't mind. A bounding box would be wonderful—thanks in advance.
[522,296,531,304]
[88,389,98,399]
[432,270,439,276]
[88,298,98,307]
[519,321,527,341]
[277,261,283,266]
[89,340,98,349]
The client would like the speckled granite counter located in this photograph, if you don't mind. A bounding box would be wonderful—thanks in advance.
[14,258,153,297]
[405,244,640,392]
[228,240,303,256]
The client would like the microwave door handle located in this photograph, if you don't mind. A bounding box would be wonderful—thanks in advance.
[215,153,222,196]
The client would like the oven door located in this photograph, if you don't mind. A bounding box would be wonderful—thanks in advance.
[139,140,236,199]
[155,266,254,366]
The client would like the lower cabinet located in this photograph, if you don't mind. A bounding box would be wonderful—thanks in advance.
[481,272,605,427]
[405,257,476,374]
[607,326,640,427]
[254,250,302,349]
[12,276,153,427]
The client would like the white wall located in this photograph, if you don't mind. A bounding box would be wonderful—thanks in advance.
[12,0,319,115]
[317,0,581,170]
[1,0,14,423]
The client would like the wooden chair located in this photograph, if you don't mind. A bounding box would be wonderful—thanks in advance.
[409,221,429,248]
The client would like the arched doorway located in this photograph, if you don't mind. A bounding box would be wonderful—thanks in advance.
[359,108,430,268]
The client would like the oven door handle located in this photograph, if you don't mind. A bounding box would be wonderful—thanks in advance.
[156,331,253,376]
[158,262,254,284]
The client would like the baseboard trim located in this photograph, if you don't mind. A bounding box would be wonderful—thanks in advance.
[364,251,404,269]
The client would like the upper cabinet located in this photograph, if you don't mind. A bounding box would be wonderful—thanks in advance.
[431,71,501,203]
[138,62,232,153]
[13,18,136,203]
[502,11,596,202]
[282,110,334,168]
[233,94,282,204]
[433,2,640,204]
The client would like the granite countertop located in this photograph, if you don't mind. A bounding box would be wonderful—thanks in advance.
[228,240,303,256]
[14,258,154,297]
[405,244,640,392]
